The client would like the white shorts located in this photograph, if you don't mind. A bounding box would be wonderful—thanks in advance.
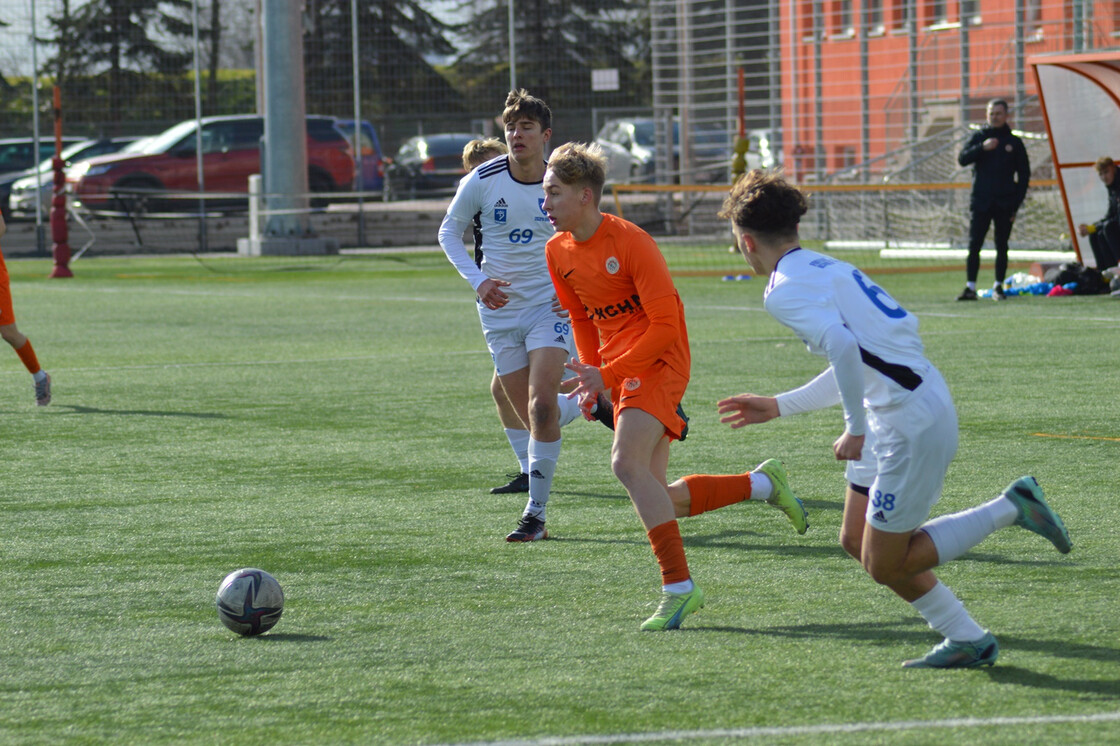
[864,367,959,533]
[478,300,574,376]
[845,427,877,490]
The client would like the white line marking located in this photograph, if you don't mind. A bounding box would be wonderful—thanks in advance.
[0,350,484,379]
[440,711,1120,746]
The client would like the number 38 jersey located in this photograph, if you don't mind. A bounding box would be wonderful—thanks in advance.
[764,247,931,410]
[438,155,555,312]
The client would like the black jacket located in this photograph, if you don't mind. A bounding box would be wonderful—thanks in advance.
[1095,180,1120,232]
[958,124,1030,213]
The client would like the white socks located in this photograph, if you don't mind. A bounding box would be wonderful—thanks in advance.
[911,581,985,643]
[751,472,773,501]
[921,495,1019,564]
[524,437,561,520]
[504,428,530,475]
[664,579,694,594]
[556,393,582,428]
[503,394,582,476]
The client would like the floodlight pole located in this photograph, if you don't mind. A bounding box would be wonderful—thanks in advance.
[508,0,516,91]
[191,0,208,252]
[30,0,46,257]
[351,0,366,245]
[238,0,337,255]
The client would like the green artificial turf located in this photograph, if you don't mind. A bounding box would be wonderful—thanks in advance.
[0,252,1116,745]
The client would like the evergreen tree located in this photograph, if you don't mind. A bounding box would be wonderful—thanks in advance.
[57,0,195,123]
[450,0,650,115]
[303,0,464,118]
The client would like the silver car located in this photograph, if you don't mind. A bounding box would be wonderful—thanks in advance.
[9,137,143,218]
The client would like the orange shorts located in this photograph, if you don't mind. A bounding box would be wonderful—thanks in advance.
[613,360,689,441]
[0,249,12,326]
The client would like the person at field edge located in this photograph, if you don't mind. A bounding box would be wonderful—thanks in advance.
[437,90,576,542]
[1077,156,1120,271]
[956,98,1031,301]
[545,143,809,631]
[717,170,1072,667]
[0,214,51,406]
[458,137,614,499]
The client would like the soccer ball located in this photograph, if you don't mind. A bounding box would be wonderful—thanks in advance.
[215,568,284,636]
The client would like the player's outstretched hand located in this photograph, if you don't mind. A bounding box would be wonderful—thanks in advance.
[717,393,779,428]
[564,357,604,404]
[477,278,511,309]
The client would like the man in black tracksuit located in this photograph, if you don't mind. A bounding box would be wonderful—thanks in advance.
[956,99,1031,301]
[1077,156,1120,271]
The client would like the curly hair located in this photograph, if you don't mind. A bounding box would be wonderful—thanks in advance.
[502,88,552,131]
[718,169,808,239]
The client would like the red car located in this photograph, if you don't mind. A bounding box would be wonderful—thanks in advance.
[71,114,356,212]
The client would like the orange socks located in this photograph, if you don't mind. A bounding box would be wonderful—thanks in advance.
[647,520,690,586]
[683,473,753,517]
[15,339,41,375]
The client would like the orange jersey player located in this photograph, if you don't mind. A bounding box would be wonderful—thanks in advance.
[0,214,51,406]
[543,142,808,631]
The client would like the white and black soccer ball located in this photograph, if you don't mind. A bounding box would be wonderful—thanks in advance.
[215,568,284,636]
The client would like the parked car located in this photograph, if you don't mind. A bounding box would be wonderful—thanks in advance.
[71,115,356,213]
[594,117,728,183]
[0,136,86,218]
[9,137,142,219]
[0,136,85,174]
[334,119,385,192]
[383,133,479,201]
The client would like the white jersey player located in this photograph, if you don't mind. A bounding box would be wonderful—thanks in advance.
[437,89,573,543]
[717,170,1072,669]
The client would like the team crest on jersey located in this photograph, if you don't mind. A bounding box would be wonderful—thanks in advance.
[624,378,641,391]
[538,198,547,216]
[494,198,508,223]
[605,256,620,274]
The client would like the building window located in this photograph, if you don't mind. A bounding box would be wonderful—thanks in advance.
[800,0,817,40]
[925,0,949,26]
[838,145,857,169]
[961,0,979,23]
[866,0,885,34]
[889,0,909,30]
[831,0,855,36]
[1027,0,1043,27]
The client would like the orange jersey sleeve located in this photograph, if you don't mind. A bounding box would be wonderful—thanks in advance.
[548,258,601,366]
[545,213,689,389]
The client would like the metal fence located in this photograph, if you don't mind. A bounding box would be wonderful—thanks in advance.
[0,0,1110,259]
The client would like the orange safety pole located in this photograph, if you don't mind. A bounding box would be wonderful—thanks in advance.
[48,85,72,278]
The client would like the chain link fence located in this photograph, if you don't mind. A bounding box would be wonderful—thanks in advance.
[0,0,1111,264]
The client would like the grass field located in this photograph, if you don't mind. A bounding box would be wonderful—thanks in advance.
[1,251,1118,745]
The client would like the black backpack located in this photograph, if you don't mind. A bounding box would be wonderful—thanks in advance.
[1044,262,1109,295]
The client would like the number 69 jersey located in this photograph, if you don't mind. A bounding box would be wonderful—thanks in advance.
[763,247,932,411]
[438,155,555,312]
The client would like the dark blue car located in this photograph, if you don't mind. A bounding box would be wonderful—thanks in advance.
[334,119,384,192]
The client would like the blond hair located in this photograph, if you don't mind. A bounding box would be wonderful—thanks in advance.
[462,137,508,171]
[546,142,607,204]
